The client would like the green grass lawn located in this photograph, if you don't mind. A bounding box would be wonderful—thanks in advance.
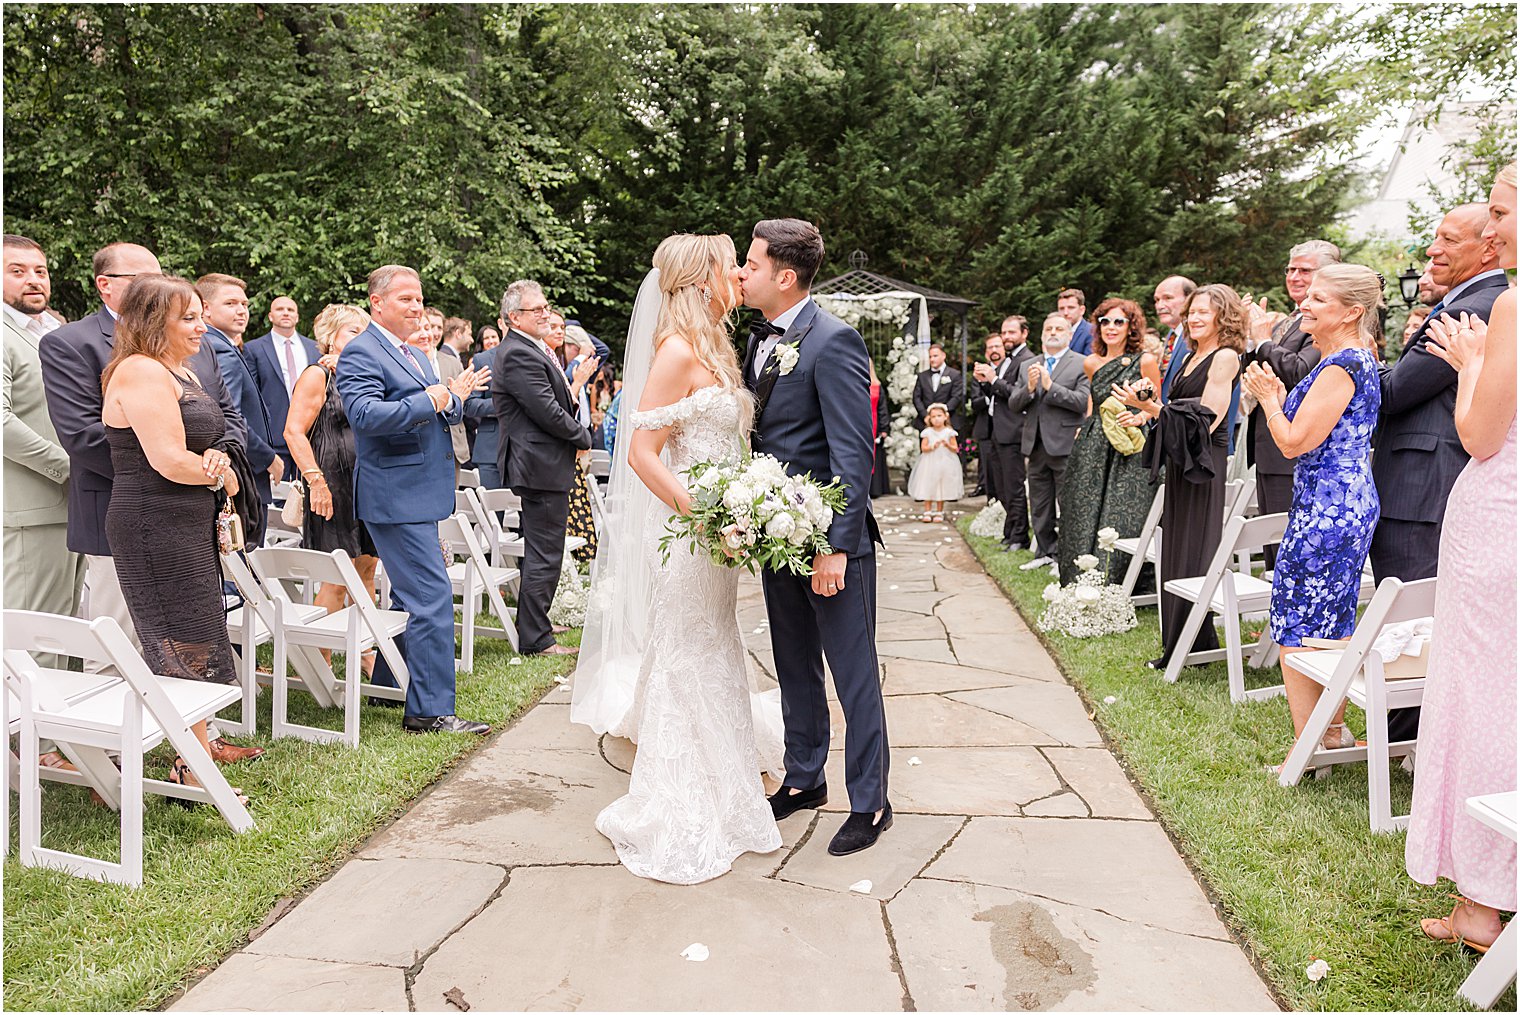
[3,622,575,1012]
[958,521,1513,1013]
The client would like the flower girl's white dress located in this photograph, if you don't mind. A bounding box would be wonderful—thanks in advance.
[907,425,962,502]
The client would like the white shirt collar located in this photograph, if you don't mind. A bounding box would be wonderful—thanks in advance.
[373,321,406,348]
[1,302,57,338]
[770,296,811,332]
[1442,268,1507,307]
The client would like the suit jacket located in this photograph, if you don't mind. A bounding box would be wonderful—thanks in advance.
[1006,350,1091,457]
[1069,318,1095,356]
[3,313,70,527]
[465,347,499,466]
[491,328,590,494]
[1373,270,1509,524]
[911,366,966,431]
[244,330,320,459]
[205,326,277,503]
[1243,315,1320,475]
[744,300,881,557]
[969,346,1034,446]
[433,347,472,465]
[39,307,247,556]
[334,323,463,524]
[1159,328,1190,402]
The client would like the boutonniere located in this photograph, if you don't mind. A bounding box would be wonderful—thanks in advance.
[775,341,801,376]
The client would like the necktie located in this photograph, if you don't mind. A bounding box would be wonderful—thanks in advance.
[1046,356,1056,372]
[283,337,299,392]
[399,343,426,380]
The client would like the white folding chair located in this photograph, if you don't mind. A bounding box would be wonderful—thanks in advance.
[263,481,304,548]
[457,467,481,489]
[250,547,409,748]
[588,449,612,479]
[1459,791,1518,1008]
[4,612,253,886]
[1159,511,1288,702]
[439,514,522,670]
[219,551,340,736]
[472,487,525,567]
[1116,484,1165,608]
[1276,576,1434,832]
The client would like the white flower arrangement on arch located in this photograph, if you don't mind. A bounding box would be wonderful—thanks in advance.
[884,333,924,471]
[1036,528,1137,638]
[814,292,915,331]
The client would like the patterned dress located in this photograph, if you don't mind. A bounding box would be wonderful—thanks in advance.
[1268,347,1381,646]
[1057,354,1158,584]
[1406,418,1517,909]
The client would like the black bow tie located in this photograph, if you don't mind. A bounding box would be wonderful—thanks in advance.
[750,319,785,344]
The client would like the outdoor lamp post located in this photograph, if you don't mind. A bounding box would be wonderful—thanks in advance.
[1397,265,1420,307]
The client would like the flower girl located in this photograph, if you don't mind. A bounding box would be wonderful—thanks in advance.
[908,402,961,522]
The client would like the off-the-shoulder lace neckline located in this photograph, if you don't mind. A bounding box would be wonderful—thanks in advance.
[637,384,734,416]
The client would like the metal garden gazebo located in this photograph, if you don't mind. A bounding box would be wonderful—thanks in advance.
[813,252,980,373]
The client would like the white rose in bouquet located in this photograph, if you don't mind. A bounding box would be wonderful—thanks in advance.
[766,512,796,540]
[723,482,754,513]
[1074,586,1101,603]
[1042,583,1063,602]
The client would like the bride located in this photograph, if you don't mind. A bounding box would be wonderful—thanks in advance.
[573,233,783,884]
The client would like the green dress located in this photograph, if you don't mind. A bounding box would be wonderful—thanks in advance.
[1056,355,1158,585]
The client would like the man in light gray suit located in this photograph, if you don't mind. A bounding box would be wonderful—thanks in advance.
[1008,313,1091,569]
[2,234,81,627]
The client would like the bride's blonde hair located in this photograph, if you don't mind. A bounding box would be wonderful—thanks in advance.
[652,233,754,433]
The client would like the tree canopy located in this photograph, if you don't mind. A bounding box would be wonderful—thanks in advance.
[5,2,1512,341]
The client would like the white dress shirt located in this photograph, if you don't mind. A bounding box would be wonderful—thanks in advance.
[753,296,811,376]
[271,329,310,392]
[1,302,59,340]
[986,356,1011,417]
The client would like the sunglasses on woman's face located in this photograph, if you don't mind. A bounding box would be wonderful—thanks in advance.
[1097,316,1129,327]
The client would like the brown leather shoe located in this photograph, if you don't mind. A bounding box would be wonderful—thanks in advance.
[207,737,265,764]
[39,752,106,806]
[536,644,579,656]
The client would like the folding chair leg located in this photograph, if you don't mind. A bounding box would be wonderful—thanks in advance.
[119,701,144,886]
[459,571,476,672]
[1365,674,1399,833]
[19,702,41,868]
[343,623,361,749]
[1459,915,1518,1008]
[1162,602,1208,685]
[1278,663,1346,787]
[272,616,291,740]
[1224,588,1246,703]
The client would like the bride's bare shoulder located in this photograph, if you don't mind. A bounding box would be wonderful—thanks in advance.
[652,333,698,366]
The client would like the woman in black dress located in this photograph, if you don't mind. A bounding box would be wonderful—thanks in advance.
[285,304,381,665]
[1116,284,1244,668]
[100,274,248,800]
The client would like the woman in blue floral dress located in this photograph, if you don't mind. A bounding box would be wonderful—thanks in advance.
[1243,264,1383,765]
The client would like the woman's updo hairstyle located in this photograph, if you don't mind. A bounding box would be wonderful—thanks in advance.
[1313,263,1386,348]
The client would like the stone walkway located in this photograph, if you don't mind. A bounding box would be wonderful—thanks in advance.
[172,497,1278,1012]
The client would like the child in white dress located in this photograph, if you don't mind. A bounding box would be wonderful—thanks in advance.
[908,403,961,522]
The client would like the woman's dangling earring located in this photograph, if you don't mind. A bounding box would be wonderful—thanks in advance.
[699,286,713,306]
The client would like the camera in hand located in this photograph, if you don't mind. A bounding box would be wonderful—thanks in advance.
[1133,381,1156,402]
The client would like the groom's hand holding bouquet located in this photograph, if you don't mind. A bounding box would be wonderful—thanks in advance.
[660,453,847,576]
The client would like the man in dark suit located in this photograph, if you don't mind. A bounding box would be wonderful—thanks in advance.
[1057,288,1095,356]
[968,332,1001,497]
[40,244,260,763]
[466,322,505,489]
[336,265,489,735]
[244,295,319,476]
[492,279,591,657]
[740,217,890,856]
[1153,275,1195,401]
[911,343,965,432]
[1371,204,1508,742]
[1242,241,1340,569]
[1008,314,1091,568]
[197,273,280,546]
[971,321,1035,548]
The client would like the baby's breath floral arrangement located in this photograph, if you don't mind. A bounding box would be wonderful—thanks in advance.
[549,552,590,627]
[968,499,1007,539]
[884,334,924,470]
[1037,527,1138,638]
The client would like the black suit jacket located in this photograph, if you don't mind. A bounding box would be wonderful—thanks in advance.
[39,308,248,556]
[911,366,965,431]
[491,329,590,493]
[206,326,277,503]
[1243,315,1321,476]
[244,331,320,460]
[971,346,1034,446]
[1372,270,1509,524]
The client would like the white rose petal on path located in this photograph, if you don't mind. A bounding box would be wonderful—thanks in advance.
[889,585,899,590]
[681,943,710,962]
[1305,959,1329,982]
[1102,695,1116,704]
[509,657,523,666]
[849,879,873,894]
[908,756,922,766]
[554,675,567,685]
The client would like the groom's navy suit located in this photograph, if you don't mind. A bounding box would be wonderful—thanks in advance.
[746,299,888,813]
[336,323,464,718]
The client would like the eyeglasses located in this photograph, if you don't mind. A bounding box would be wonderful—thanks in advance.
[514,304,552,316]
[100,272,140,279]
[1097,317,1129,327]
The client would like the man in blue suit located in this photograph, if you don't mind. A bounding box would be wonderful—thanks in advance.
[244,295,319,476]
[740,218,890,857]
[1057,288,1095,356]
[197,273,280,545]
[336,265,490,736]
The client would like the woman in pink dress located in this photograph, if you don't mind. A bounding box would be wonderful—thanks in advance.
[1406,162,1517,953]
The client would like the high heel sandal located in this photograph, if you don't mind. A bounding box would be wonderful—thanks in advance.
[1422,895,1499,953]
[167,757,249,810]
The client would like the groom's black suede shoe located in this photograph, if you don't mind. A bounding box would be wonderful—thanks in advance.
[768,783,827,821]
[828,804,893,856]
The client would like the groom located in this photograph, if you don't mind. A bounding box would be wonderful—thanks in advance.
[740,218,891,856]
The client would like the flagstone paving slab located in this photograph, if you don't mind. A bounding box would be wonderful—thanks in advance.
[410,866,903,1012]
[775,812,964,900]
[873,638,958,665]
[1042,746,1152,820]
[874,608,953,641]
[1022,790,1091,817]
[948,684,1105,747]
[881,658,1036,695]
[491,700,602,753]
[169,954,407,1012]
[819,746,1061,816]
[245,858,504,967]
[884,692,1059,747]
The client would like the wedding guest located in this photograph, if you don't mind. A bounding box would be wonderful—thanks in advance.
[869,360,891,498]
[1153,275,1196,401]
[466,316,506,489]
[1418,264,1449,307]
[197,273,279,545]
[285,303,381,673]
[1242,240,1341,570]
[1056,298,1160,584]
[1009,314,1091,571]
[1401,306,1430,346]
[492,279,593,655]
[410,307,474,479]
[912,343,965,432]
[1242,264,1383,764]
[1057,288,1094,355]
[3,235,80,631]
[477,324,501,353]
[1406,163,1517,954]
[99,274,253,799]
[440,316,472,363]
[908,403,961,521]
[557,317,601,563]
[968,333,999,498]
[1118,284,1243,668]
[971,324,1034,548]
[244,294,318,476]
[1371,201,1508,743]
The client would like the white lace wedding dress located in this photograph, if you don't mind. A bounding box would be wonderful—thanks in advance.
[594,385,784,883]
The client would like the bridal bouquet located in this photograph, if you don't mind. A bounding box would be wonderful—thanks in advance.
[661,454,848,575]
[1036,528,1138,638]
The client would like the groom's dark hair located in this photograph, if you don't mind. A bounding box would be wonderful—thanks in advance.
[753,218,825,291]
